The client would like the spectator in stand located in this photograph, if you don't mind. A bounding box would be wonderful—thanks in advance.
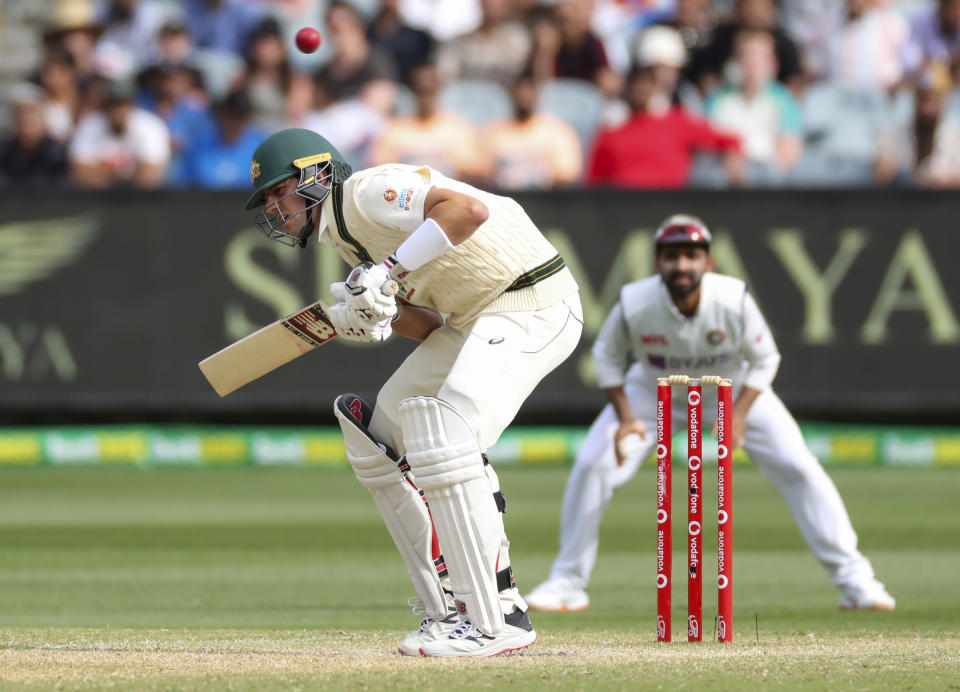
[68,77,170,188]
[95,0,172,71]
[369,63,485,180]
[181,0,265,56]
[479,72,583,189]
[397,0,483,42]
[35,49,82,143]
[689,0,803,94]
[586,64,742,188]
[301,79,389,169]
[436,0,531,85]
[155,19,196,64]
[247,0,328,72]
[530,0,623,98]
[780,0,846,81]
[0,86,69,187]
[369,0,436,84]
[908,0,960,78]
[182,90,265,188]
[42,0,105,94]
[656,0,718,56]
[139,60,215,185]
[908,62,960,186]
[235,18,297,130]
[635,25,703,113]
[828,0,911,92]
[316,1,399,103]
[704,29,802,185]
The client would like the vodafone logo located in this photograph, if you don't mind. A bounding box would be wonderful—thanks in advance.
[657,443,668,459]
[688,391,701,406]
[688,455,701,471]
[657,509,668,524]
[688,520,701,536]
[718,575,729,589]
[718,509,729,524]
[718,444,729,459]
[657,574,669,588]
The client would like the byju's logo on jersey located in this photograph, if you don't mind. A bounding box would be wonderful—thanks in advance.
[707,329,726,346]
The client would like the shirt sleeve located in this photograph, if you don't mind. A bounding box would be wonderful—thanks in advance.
[354,166,433,232]
[132,112,171,165]
[592,301,633,388]
[740,290,781,391]
[68,116,101,163]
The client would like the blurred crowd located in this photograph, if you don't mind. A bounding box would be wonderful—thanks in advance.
[2,0,960,191]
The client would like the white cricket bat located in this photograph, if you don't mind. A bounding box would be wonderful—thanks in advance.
[199,299,339,397]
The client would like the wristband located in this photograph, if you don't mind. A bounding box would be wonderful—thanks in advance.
[394,217,454,270]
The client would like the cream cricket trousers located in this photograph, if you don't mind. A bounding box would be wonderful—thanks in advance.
[548,382,876,591]
[370,293,583,452]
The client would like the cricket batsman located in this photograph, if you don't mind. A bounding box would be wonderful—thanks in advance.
[244,129,582,656]
[524,214,895,613]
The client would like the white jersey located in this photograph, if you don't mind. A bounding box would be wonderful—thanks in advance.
[593,273,781,393]
[316,163,577,327]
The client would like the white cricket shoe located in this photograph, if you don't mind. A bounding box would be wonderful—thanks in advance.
[839,579,896,611]
[418,609,537,657]
[524,577,590,612]
[397,597,459,656]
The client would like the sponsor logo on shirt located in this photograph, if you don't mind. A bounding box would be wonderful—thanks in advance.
[642,334,668,345]
[383,188,398,202]
[648,354,732,369]
[398,187,415,211]
[707,329,726,346]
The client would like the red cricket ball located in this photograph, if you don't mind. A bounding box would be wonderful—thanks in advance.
[295,27,321,54]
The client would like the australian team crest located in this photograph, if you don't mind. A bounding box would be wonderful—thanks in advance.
[250,159,261,182]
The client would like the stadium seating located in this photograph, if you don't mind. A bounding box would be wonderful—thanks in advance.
[537,78,607,154]
[438,79,512,127]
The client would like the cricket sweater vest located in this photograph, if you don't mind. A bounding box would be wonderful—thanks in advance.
[322,165,578,328]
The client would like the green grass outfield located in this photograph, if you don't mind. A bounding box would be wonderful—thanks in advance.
[1,466,958,690]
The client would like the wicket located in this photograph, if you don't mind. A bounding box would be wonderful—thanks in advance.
[656,375,733,643]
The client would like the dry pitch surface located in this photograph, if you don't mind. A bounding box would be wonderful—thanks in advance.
[3,629,959,690]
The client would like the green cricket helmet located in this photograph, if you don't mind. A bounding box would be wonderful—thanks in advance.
[246,128,353,247]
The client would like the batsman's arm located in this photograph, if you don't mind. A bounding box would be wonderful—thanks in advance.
[391,298,443,341]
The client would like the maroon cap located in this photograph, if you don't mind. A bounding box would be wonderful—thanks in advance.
[654,214,712,246]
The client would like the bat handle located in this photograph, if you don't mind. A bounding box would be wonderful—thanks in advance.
[382,260,408,296]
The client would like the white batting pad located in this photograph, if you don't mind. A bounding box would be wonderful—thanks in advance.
[334,395,448,619]
[400,396,505,636]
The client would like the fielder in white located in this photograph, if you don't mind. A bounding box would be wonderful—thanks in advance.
[525,214,895,613]
[244,129,583,657]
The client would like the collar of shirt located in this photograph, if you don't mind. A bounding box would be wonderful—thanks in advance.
[660,277,696,322]
[315,205,331,245]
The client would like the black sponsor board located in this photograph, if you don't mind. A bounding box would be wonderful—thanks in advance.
[1,189,957,423]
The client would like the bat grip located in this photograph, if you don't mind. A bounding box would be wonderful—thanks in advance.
[382,261,409,296]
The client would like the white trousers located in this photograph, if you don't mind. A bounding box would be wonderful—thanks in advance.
[549,382,876,590]
[368,293,583,612]
[370,294,583,452]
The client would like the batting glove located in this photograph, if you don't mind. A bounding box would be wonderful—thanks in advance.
[341,262,399,323]
[327,301,393,343]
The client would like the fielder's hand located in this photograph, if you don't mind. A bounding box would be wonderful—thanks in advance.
[340,262,400,323]
[327,301,393,343]
[613,420,647,466]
